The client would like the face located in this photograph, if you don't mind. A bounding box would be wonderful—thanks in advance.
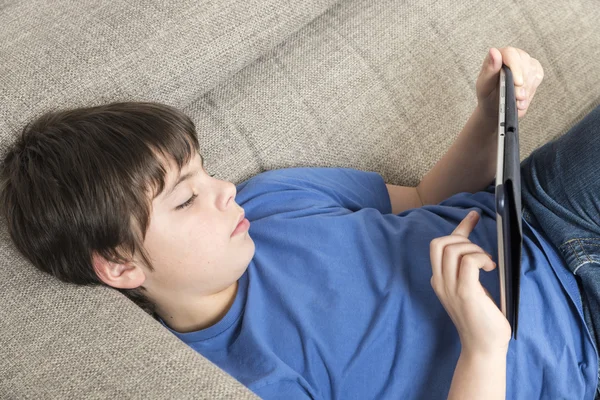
[139,152,255,308]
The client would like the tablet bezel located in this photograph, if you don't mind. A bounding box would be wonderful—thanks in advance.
[495,64,522,340]
[496,67,508,322]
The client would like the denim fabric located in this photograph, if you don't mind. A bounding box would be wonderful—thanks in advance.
[520,103,600,398]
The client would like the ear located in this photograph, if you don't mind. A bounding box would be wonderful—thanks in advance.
[92,251,146,289]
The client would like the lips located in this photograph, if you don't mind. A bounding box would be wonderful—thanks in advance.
[233,212,245,234]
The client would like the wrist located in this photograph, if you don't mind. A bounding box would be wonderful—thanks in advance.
[448,344,507,400]
[462,345,509,361]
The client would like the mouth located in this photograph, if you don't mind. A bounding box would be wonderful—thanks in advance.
[232,211,246,235]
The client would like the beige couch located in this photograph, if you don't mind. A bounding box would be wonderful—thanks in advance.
[1,0,599,398]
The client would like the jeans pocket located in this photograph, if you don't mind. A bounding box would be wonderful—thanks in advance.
[559,238,600,276]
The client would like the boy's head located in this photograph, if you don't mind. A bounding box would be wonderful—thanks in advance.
[0,101,255,323]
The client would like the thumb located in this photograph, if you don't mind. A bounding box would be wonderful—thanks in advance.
[477,48,502,97]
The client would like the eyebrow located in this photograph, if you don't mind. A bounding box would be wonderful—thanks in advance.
[163,155,203,200]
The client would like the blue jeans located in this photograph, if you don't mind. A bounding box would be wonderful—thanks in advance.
[518,103,600,397]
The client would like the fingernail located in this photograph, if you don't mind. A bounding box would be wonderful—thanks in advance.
[519,87,526,97]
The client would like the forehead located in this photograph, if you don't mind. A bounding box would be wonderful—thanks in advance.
[156,149,201,175]
[151,151,202,201]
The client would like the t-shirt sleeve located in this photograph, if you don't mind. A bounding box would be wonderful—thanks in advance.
[253,379,313,399]
[236,167,392,214]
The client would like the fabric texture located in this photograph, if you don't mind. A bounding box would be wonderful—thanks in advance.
[160,167,597,399]
[1,0,600,397]
[520,103,600,397]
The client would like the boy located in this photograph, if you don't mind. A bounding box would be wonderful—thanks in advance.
[1,46,599,399]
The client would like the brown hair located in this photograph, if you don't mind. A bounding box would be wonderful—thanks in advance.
[0,101,200,318]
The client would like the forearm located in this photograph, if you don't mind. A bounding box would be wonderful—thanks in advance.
[416,106,497,205]
[448,350,507,400]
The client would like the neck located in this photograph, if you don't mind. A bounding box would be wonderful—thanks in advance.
[157,280,239,333]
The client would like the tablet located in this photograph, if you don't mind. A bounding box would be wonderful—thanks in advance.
[495,64,523,340]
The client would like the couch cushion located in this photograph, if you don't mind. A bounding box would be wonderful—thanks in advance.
[0,0,338,150]
[1,0,344,397]
[0,221,259,398]
[1,0,600,398]
[190,0,600,188]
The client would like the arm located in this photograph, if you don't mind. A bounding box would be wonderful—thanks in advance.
[448,350,507,400]
[385,183,423,214]
[417,46,543,206]
[416,105,497,206]
[430,211,512,399]
[384,106,495,213]
[426,47,543,399]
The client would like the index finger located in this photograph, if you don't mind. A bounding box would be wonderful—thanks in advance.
[452,211,479,237]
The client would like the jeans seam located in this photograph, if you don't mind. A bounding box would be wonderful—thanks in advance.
[562,238,600,245]
[567,241,584,265]
[579,239,594,261]
[561,239,600,275]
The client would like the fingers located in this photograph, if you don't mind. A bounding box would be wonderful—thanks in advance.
[451,210,480,237]
[430,235,471,279]
[430,237,494,286]
[476,48,503,98]
[476,45,545,120]
[499,47,525,86]
[516,60,543,116]
[431,244,496,300]
[457,252,496,298]
[478,48,502,78]
[441,242,494,284]
[498,46,544,114]
[429,211,489,282]
[528,61,543,95]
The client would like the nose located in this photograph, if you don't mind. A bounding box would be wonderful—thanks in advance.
[224,181,237,208]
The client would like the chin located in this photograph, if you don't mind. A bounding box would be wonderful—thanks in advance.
[239,239,255,272]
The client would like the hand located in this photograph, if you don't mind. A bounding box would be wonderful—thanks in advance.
[430,211,512,355]
[476,47,545,120]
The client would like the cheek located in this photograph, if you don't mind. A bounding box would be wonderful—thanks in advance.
[144,213,227,265]
[144,218,193,263]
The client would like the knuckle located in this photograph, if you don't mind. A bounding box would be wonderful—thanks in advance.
[463,253,478,266]
[430,238,439,250]
[537,63,545,79]
[518,48,530,60]
[431,278,444,294]
[446,244,467,260]
[443,245,458,259]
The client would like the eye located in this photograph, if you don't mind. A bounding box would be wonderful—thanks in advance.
[176,194,198,210]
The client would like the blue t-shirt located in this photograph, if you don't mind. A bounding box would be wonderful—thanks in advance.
[159,167,598,399]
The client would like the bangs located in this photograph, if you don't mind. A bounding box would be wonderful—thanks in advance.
[72,101,200,203]
[145,134,199,201]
